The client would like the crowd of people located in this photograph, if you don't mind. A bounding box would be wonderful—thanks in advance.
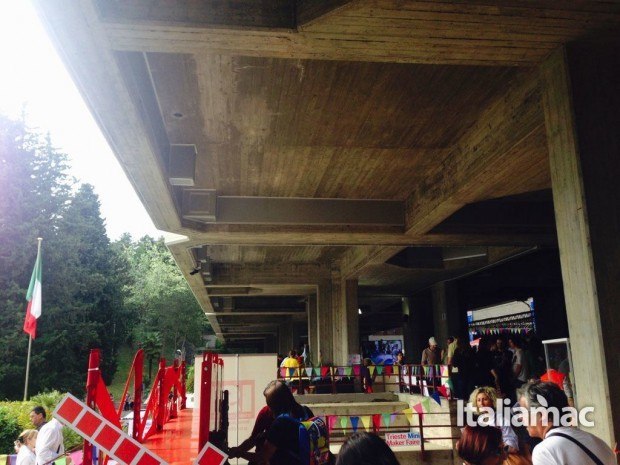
[420,333,548,405]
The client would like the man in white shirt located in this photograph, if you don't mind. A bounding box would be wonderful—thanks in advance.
[30,406,65,465]
[518,381,616,465]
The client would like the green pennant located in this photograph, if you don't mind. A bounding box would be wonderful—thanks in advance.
[421,397,431,413]
[344,366,353,376]
[382,413,391,427]
[376,365,384,375]
[339,417,349,430]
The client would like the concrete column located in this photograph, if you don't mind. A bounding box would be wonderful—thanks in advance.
[333,278,359,366]
[278,317,294,356]
[306,294,318,365]
[401,297,415,360]
[541,42,620,445]
[431,281,460,350]
[317,279,334,365]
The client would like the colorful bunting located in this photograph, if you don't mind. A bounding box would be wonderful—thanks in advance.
[339,417,349,430]
[344,367,353,376]
[288,368,296,378]
[381,413,391,428]
[369,366,376,376]
[392,365,400,375]
[321,366,330,377]
[353,365,361,376]
[305,367,313,377]
[384,365,392,376]
[412,402,424,421]
[376,365,384,375]
[361,416,371,431]
[431,391,442,406]
[401,407,412,424]
[328,416,337,431]
[390,413,397,425]
[350,416,360,432]
[437,385,449,399]
[372,414,382,431]
[421,397,431,413]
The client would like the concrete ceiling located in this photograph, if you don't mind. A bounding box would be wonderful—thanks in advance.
[31,0,620,346]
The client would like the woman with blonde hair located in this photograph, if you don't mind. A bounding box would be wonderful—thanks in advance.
[469,387,520,454]
[15,429,38,465]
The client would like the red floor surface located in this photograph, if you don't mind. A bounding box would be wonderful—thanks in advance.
[144,408,200,465]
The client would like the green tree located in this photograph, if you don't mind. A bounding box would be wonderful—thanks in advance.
[115,236,209,367]
[0,115,127,398]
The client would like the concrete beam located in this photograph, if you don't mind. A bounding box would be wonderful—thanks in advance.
[183,194,404,227]
[405,68,544,236]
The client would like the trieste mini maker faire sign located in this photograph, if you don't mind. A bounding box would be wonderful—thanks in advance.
[384,431,422,447]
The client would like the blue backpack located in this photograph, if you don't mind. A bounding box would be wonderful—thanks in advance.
[278,408,330,465]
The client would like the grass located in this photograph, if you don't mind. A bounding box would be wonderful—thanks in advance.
[107,344,139,400]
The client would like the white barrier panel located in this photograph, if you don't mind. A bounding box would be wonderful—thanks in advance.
[54,393,167,465]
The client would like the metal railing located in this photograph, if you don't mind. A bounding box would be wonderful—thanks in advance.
[277,364,453,397]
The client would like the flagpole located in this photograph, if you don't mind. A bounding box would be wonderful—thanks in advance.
[24,335,33,401]
[23,237,42,402]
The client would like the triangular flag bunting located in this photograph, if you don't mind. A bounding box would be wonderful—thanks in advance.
[412,402,424,421]
[344,367,353,376]
[376,365,383,375]
[381,413,391,428]
[384,365,392,376]
[361,416,371,431]
[437,385,449,399]
[369,366,376,376]
[431,391,442,405]
[328,416,337,431]
[288,368,296,378]
[390,413,397,425]
[280,367,287,378]
[353,365,361,376]
[421,397,431,413]
[372,414,382,431]
[339,416,349,430]
[392,365,399,375]
[401,407,412,424]
[350,416,360,432]
[314,367,321,377]
[321,366,330,377]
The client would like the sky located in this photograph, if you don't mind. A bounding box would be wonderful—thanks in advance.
[0,1,180,242]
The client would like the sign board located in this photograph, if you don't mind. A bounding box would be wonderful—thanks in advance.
[384,431,421,447]
[54,393,166,465]
[193,442,228,465]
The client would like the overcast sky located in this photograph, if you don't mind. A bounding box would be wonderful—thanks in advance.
[0,1,179,241]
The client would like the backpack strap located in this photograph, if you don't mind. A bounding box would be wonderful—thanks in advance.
[546,431,605,465]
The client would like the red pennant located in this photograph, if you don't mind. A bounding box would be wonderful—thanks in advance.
[437,385,449,399]
[384,365,393,376]
[372,414,382,431]
[321,366,330,377]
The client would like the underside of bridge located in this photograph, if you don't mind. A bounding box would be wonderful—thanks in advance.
[33,0,619,445]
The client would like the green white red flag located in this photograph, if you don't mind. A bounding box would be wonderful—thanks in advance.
[23,245,42,339]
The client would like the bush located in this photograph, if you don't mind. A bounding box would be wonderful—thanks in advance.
[0,391,82,453]
[186,365,194,393]
[0,406,21,454]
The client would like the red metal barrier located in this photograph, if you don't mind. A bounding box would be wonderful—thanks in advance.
[198,352,224,451]
[83,349,122,465]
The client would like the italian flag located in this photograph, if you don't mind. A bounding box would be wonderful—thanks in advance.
[23,242,42,339]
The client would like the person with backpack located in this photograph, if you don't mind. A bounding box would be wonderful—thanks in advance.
[518,381,616,465]
[261,380,332,465]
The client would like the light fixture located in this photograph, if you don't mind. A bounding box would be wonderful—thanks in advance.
[358,308,362,315]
